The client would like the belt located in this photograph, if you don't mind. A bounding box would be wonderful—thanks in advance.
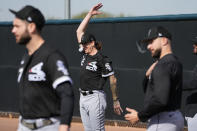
[79,89,93,96]
[21,118,53,130]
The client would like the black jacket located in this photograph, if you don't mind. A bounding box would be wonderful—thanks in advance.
[138,54,183,122]
[183,65,197,117]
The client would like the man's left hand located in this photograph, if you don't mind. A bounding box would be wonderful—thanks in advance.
[124,107,139,124]
[113,100,123,115]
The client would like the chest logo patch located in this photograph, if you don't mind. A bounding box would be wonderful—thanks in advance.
[28,62,46,81]
[86,61,97,71]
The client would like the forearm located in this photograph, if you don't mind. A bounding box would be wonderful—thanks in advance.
[60,93,74,125]
[138,104,166,122]
[109,75,119,101]
[138,87,170,121]
[56,82,74,125]
[76,12,92,43]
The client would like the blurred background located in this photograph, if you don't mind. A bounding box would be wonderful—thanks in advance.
[1,0,197,128]
[1,0,197,21]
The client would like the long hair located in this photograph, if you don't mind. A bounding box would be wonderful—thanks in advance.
[95,41,102,50]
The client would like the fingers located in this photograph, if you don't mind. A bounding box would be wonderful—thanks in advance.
[119,106,123,113]
[93,3,103,11]
[124,115,131,121]
[124,113,130,118]
[114,108,120,115]
[114,107,121,115]
[124,114,138,124]
[114,106,123,115]
[126,107,134,113]
[95,3,103,10]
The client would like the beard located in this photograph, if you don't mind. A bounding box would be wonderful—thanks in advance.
[17,30,31,45]
[152,48,161,59]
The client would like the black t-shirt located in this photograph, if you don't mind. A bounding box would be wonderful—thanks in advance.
[80,51,114,91]
[138,54,183,122]
[17,43,72,119]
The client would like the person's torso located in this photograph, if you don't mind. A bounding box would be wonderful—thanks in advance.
[146,54,183,111]
[17,44,70,119]
[80,52,113,91]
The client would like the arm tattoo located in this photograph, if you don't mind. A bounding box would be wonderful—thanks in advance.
[110,75,119,101]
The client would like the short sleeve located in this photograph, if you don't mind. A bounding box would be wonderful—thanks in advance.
[46,51,73,89]
[101,56,114,77]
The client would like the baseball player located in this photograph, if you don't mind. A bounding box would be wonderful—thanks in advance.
[76,3,123,131]
[125,26,184,131]
[10,5,74,131]
[183,37,197,131]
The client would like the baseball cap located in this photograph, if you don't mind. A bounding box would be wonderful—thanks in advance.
[80,33,96,45]
[140,26,172,44]
[9,5,45,31]
[136,26,172,54]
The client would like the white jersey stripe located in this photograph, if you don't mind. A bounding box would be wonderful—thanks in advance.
[53,76,73,89]
[102,71,114,77]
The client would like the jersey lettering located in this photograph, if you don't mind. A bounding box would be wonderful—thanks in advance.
[17,67,24,83]
[86,61,97,71]
[28,62,46,81]
[57,60,69,75]
[81,55,85,66]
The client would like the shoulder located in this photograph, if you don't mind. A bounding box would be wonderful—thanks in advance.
[159,54,181,65]
[155,54,182,73]
[39,43,58,56]
[40,44,67,62]
[98,52,112,63]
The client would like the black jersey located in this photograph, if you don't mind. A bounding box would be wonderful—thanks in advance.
[138,54,183,122]
[17,43,72,119]
[80,51,114,91]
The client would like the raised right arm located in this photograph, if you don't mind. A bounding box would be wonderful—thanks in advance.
[76,3,103,43]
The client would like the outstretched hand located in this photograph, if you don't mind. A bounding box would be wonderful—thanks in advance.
[113,100,123,115]
[89,3,103,16]
[124,107,139,124]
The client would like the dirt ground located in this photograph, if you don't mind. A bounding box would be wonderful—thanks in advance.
[0,117,146,131]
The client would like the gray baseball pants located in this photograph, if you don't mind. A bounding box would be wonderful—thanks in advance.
[185,113,197,131]
[147,110,184,131]
[80,90,107,131]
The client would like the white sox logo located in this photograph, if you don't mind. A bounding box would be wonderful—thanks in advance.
[28,62,46,81]
[86,61,97,71]
[105,63,112,71]
[57,60,69,75]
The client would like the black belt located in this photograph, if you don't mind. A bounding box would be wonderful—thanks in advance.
[79,89,93,96]
[21,118,53,130]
